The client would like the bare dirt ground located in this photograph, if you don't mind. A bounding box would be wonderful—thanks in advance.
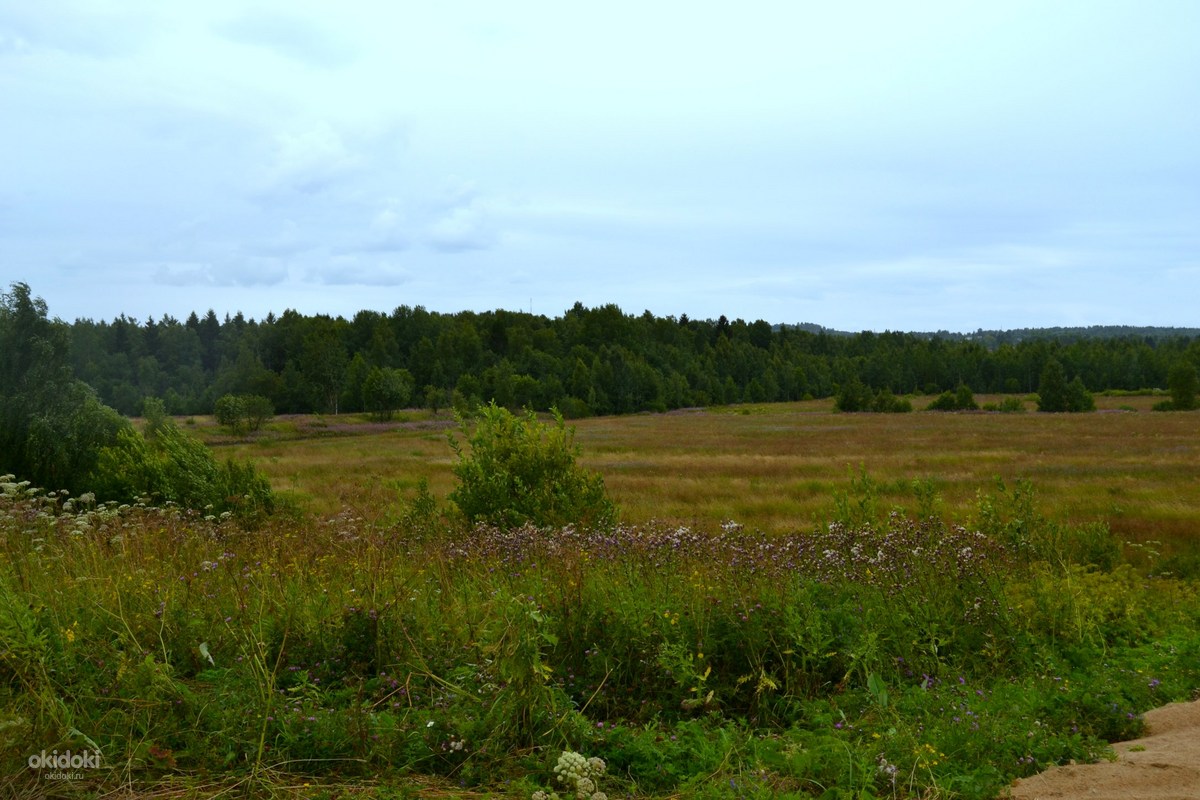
[1008,699,1200,799]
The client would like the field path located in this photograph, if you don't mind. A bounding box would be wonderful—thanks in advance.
[1008,699,1200,799]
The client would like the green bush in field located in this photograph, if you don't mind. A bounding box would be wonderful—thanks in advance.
[362,366,414,421]
[835,378,912,412]
[1038,359,1095,412]
[1155,361,1200,411]
[90,398,274,518]
[927,382,980,411]
[448,402,616,529]
[213,393,274,434]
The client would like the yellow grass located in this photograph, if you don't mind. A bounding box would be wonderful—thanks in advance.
[213,397,1199,552]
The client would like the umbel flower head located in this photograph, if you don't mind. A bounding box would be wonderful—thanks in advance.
[535,750,608,800]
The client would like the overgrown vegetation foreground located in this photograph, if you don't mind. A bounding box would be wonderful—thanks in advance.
[3,475,1198,799]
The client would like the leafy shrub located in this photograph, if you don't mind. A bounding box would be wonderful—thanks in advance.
[363,367,414,421]
[836,380,911,413]
[834,378,874,412]
[997,396,1026,413]
[213,393,274,434]
[243,394,275,430]
[872,388,913,412]
[448,402,616,528]
[1038,360,1095,412]
[1167,361,1198,410]
[90,398,274,518]
[213,394,245,432]
[927,383,979,411]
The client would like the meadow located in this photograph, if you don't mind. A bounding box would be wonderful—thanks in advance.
[221,394,1197,558]
[2,397,1199,799]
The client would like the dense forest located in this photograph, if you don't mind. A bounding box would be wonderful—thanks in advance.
[62,301,1200,418]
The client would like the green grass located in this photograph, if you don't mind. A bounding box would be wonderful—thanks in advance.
[4,399,1199,798]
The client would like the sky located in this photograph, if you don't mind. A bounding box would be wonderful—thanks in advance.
[2,2,1198,332]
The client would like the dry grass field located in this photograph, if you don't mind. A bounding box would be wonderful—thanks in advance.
[210,394,1198,556]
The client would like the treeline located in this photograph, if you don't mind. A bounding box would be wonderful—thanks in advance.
[67,301,1200,417]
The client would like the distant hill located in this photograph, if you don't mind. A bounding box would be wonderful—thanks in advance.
[923,326,1200,347]
[780,324,1200,346]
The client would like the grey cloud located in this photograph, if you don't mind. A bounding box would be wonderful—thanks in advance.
[152,259,289,289]
[245,221,317,259]
[153,263,215,287]
[212,259,291,287]
[215,11,355,68]
[312,259,412,287]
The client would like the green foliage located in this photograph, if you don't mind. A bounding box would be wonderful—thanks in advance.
[834,378,873,412]
[1037,358,1070,412]
[3,479,1199,798]
[362,366,414,421]
[16,276,1200,420]
[303,320,349,414]
[1166,361,1198,410]
[448,402,616,528]
[871,387,913,413]
[243,394,275,430]
[214,393,245,432]
[927,383,979,411]
[214,393,274,434]
[997,396,1026,413]
[836,379,911,413]
[0,282,128,493]
[1038,360,1094,412]
[90,398,274,518]
[1067,376,1096,412]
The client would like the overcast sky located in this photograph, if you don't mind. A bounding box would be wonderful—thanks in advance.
[2,2,1197,332]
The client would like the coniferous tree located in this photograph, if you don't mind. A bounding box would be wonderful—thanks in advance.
[1168,361,1198,410]
[1036,359,1070,412]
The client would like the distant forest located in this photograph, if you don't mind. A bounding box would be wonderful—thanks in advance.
[65,303,1200,418]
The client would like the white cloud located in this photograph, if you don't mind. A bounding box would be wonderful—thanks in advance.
[256,123,360,197]
[427,205,495,253]
[153,263,213,287]
[313,257,411,287]
[214,10,355,68]
[152,259,290,289]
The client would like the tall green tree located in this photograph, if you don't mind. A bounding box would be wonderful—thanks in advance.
[1168,361,1199,410]
[0,283,126,492]
[302,320,349,413]
[1036,359,1070,412]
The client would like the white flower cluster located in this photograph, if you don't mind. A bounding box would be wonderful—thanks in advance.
[531,750,608,800]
